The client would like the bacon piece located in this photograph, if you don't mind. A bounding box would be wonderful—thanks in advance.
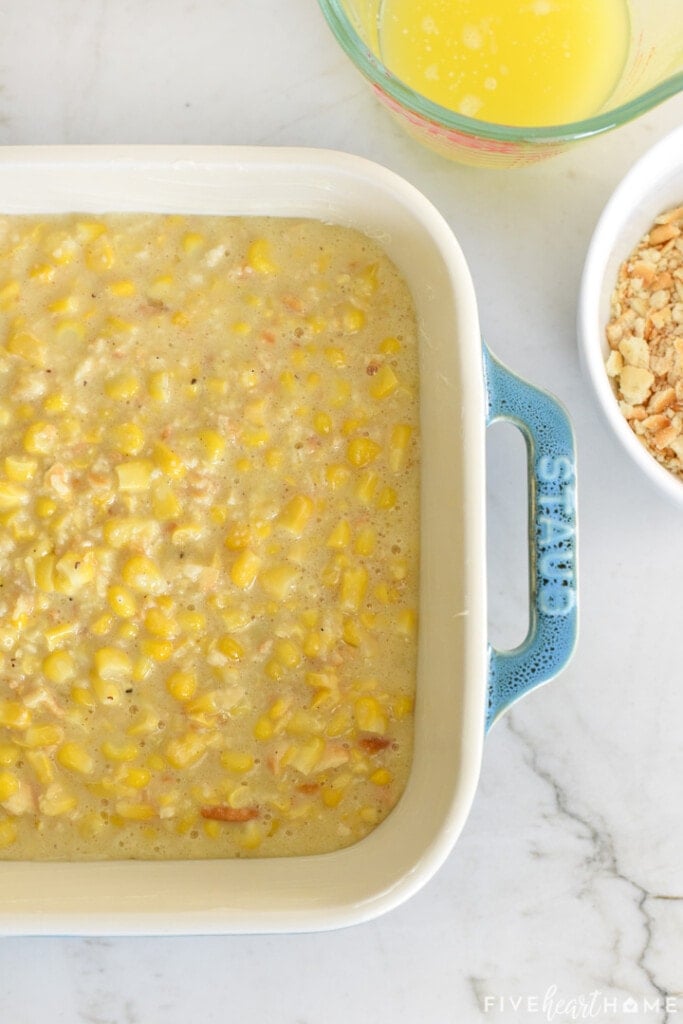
[358,735,391,754]
[200,805,259,822]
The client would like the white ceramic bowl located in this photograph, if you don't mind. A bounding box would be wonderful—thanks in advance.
[0,147,576,935]
[578,124,683,504]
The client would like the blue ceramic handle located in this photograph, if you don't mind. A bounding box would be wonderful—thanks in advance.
[483,345,577,731]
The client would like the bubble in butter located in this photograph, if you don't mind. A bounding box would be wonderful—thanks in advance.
[378,0,630,127]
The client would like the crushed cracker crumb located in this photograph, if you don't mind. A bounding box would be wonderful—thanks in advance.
[605,203,683,477]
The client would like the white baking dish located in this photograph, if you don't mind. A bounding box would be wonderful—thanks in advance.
[0,147,577,935]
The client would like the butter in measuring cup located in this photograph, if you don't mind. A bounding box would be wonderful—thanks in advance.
[377,0,630,126]
[0,213,419,860]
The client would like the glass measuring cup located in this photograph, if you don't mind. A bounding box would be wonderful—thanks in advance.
[318,0,683,168]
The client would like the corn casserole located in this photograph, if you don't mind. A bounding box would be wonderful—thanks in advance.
[0,213,419,859]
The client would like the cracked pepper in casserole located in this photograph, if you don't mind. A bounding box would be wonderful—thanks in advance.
[0,214,419,859]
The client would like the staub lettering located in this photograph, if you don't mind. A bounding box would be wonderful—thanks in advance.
[536,455,576,616]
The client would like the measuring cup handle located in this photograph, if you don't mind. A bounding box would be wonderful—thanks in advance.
[483,344,578,731]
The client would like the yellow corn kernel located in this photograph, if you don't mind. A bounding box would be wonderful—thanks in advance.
[148,275,173,300]
[26,750,53,785]
[0,743,18,767]
[34,552,57,591]
[24,724,64,749]
[377,485,397,510]
[4,456,37,482]
[340,566,368,612]
[217,635,245,661]
[101,740,139,763]
[327,519,351,549]
[116,801,155,821]
[30,263,54,281]
[36,496,57,518]
[104,517,159,549]
[70,685,95,708]
[370,364,399,399]
[393,695,413,718]
[165,732,206,769]
[355,526,376,556]
[306,314,327,334]
[325,464,351,491]
[224,522,251,550]
[42,649,76,684]
[347,436,381,468]
[152,481,181,521]
[325,347,347,368]
[49,295,78,315]
[112,422,145,456]
[58,741,94,774]
[342,617,363,647]
[54,550,96,594]
[108,279,136,297]
[259,563,298,601]
[231,320,251,336]
[370,768,393,786]
[265,658,285,681]
[105,373,140,401]
[198,428,226,462]
[240,822,263,850]
[313,411,333,435]
[0,280,19,308]
[380,335,401,354]
[115,459,154,492]
[123,767,151,789]
[153,441,186,479]
[0,819,17,848]
[253,716,274,741]
[41,783,78,816]
[220,750,254,774]
[247,238,277,274]
[148,370,171,403]
[280,494,314,535]
[122,555,165,594]
[144,607,178,639]
[43,392,68,413]
[182,232,204,253]
[203,819,221,839]
[6,331,47,368]
[342,304,365,333]
[0,481,29,511]
[230,549,261,590]
[127,709,159,737]
[355,470,379,505]
[275,639,302,669]
[140,638,174,662]
[108,585,137,619]
[283,736,325,775]
[166,671,197,702]
[0,702,31,731]
[0,770,19,802]
[285,710,322,736]
[242,427,270,447]
[45,622,76,655]
[397,608,417,637]
[389,424,413,472]
[354,696,387,735]
[178,609,206,634]
[85,237,114,272]
[94,646,133,681]
[76,220,106,241]
[91,613,113,636]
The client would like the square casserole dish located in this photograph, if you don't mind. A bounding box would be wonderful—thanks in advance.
[0,147,576,934]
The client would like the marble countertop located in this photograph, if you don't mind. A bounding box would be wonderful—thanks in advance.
[1,2,682,1021]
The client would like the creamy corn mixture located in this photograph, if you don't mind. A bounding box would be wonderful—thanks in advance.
[0,213,419,859]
